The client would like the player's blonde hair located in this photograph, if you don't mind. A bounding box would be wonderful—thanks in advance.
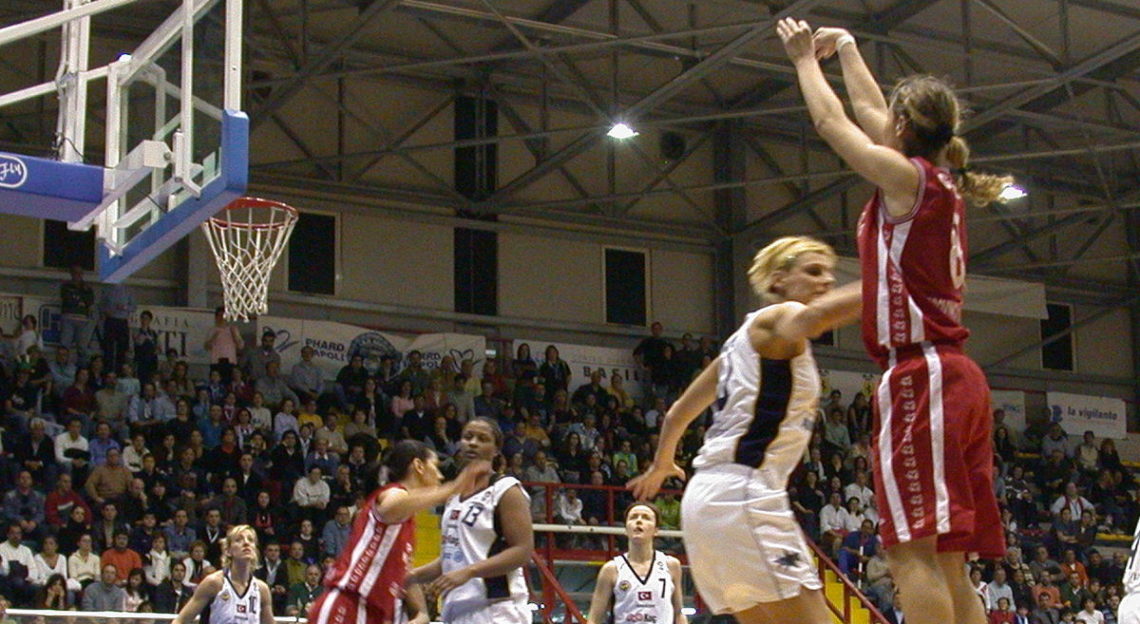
[888,75,1013,207]
[221,524,259,568]
[748,236,836,302]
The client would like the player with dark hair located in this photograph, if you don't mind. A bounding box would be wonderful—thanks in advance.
[586,502,686,624]
[410,417,535,624]
[308,440,489,624]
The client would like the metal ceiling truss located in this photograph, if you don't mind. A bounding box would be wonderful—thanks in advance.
[2,0,1139,306]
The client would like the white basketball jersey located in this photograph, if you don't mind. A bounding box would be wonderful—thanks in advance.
[692,303,821,485]
[208,570,261,624]
[611,552,674,624]
[1125,517,1140,595]
[441,476,530,621]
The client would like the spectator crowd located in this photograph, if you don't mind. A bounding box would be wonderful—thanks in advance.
[0,271,1135,624]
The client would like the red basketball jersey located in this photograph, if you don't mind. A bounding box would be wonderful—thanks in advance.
[321,483,415,617]
[857,156,970,367]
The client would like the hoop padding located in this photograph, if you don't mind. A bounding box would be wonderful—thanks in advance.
[202,197,298,322]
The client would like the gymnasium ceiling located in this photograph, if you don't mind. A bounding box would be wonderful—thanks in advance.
[2,0,1140,307]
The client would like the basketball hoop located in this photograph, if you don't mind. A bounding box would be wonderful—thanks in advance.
[201,197,298,322]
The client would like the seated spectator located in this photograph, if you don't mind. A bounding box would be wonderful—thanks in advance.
[988,567,1016,612]
[270,396,298,437]
[1041,423,1071,459]
[163,509,196,560]
[305,438,339,479]
[295,399,322,433]
[335,355,370,408]
[101,531,142,583]
[343,407,376,441]
[294,518,319,563]
[844,469,874,509]
[53,418,89,480]
[88,421,121,468]
[524,451,561,521]
[315,411,349,456]
[152,559,191,613]
[989,596,1015,624]
[838,519,878,579]
[181,541,213,591]
[3,470,45,542]
[29,535,69,590]
[293,466,331,523]
[67,534,100,589]
[33,573,71,610]
[1030,546,1062,586]
[81,564,125,611]
[321,506,352,559]
[143,532,171,588]
[1035,575,1062,609]
[14,418,54,484]
[198,508,226,565]
[256,362,300,411]
[286,563,324,616]
[1052,483,1096,520]
[1059,571,1085,611]
[1060,548,1089,587]
[283,541,307,588]
[86,447,132,506]
[819,492,850,556]
[123,568,148,612]
[251,491,284,545]
[1075,597,1104,624]
[1039,450,1074,498]
[255,542,289,614]
[57,505,91,555]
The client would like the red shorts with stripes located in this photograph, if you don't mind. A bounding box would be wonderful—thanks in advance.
[870,343,1005,558]
[307,587,402,624]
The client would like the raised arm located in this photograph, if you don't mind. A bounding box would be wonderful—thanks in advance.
[814,27,890,144]
[585,561,617,624]
[770,281,862,345]
[628,358,719,501]
[375,460,490,524]
[778,18,918,213]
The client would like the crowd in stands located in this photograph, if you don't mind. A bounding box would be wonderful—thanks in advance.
[0,274,718,617]
[0,271,1135,624]
[788,392,1139,624]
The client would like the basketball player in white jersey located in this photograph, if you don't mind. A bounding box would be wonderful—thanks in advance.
[586,502,687,624]
[1118,517,1140,624]
[630,236,861,624]
[173,524,274,624]
[410,418,534,624]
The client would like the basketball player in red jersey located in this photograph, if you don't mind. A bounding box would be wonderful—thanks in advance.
[308,440,490,624]
[779,17,1014,624]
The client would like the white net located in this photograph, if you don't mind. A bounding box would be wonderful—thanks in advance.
[201,197,298,322]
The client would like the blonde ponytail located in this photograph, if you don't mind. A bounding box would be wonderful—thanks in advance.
[945,136,1014,207]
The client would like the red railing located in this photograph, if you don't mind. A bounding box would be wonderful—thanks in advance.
[805,538,892,624]
[520,480,686,563]
[530,552,588,624]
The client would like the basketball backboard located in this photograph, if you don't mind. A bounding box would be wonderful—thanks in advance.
[0,0,248,283]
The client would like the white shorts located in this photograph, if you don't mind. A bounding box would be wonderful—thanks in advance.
[444,599,529,624]
[681,464,822,614]
[1120,594,1140,624]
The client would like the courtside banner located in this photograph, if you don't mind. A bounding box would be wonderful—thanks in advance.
[513,339,645,400]
[1,294,214,365]
[818,368,880,404]
[257,316,485,381]
[1047,391,1127,439]
[991,390,1027,434]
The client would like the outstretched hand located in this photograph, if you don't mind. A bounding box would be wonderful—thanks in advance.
[812,27,851,60]
[454,459,492,492]
[776,17,815,63]
[627,462,686,501]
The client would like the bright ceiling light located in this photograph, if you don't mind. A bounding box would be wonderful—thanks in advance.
[998,184,1027,201]
[607,122,638,139]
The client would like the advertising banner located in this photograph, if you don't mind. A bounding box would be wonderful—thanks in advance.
[1047,391,1127,439]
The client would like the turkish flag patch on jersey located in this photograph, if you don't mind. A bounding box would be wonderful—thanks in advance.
[638,591,652,601]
